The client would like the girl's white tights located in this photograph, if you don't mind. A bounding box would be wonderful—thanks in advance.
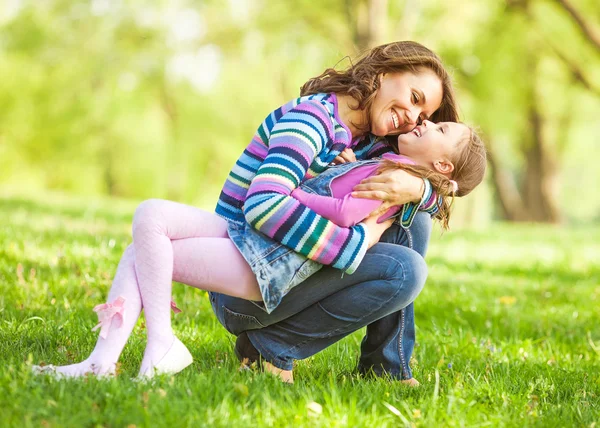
[51,199,261,377]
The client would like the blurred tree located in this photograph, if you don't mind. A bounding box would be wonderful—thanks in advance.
[1,0,599,223]
[345,0,389,49]
[445,0,599,222]
[552,0,600,52]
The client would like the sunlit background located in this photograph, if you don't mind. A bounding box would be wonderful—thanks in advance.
[2,3,600,424]
[1,0,599,226]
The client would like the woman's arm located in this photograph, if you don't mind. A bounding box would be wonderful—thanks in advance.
[243,100,371,274]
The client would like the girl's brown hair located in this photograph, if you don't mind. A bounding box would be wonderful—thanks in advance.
[378,126,487,230]
[300,41,459,129]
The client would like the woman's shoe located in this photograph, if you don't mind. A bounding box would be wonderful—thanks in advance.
[234,332,294,383]
[137,337,193,379]
[234,332,261,369]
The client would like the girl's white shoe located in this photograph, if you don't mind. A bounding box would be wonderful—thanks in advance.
[137,337,193,379]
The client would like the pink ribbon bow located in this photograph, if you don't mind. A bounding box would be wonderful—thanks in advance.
[449,180,459,194]
[92,296,126,339]
[170,300,182,314]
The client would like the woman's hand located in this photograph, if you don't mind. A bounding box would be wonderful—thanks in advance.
[331,148,357,165]
[361,214,394,249]
[352,169,425,217]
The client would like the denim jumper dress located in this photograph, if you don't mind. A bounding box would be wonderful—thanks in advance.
[226,159,383,313]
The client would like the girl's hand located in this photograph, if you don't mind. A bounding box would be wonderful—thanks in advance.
[331,148,357,165]
[352,169,425,217]
[361,214,394,248]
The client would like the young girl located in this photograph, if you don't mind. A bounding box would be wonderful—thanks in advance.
[33,41,462,380]
[292,120,486,231]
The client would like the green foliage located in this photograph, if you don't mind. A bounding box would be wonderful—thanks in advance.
[1,0,599,221]
[1,194,599,426]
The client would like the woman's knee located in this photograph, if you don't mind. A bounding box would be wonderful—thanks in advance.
[132,199,167,238]
[382,246,428,303]
[405,250,427,301]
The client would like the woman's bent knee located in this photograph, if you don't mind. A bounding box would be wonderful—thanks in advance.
[386,247,428,303]
[407,252,428,300]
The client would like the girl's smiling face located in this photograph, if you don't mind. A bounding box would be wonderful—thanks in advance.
[396,120,470,176]
[369,68,443,137]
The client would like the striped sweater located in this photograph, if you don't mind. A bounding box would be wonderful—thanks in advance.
[216,93,437,274]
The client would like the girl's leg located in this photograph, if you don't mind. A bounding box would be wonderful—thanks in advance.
[131,199,260,376]
[37,200,259,378]
[39,244,142,377]
[171,238,261,299]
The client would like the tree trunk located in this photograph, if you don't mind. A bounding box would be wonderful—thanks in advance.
[487,37,561,223]
[488,124,561,223]
[366,0,388,48]
[523,105,561,223]
[552,0,600,53]
[102,139,118,196]
[160,81,184,201]
[350,0,389,50]
[486,143,527,221]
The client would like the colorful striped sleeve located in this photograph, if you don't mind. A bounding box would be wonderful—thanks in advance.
[352,135,391,160]
[397,178,440,227]
[418,185,440,216]
[365,136,395,159]
[243,100,369,274]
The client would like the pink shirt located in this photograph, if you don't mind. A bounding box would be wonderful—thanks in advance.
[291,153,416,227]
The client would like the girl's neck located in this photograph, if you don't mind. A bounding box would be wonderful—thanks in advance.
[336,94,368,139]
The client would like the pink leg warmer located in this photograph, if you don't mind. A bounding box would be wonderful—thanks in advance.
[48,244,142,376]
[41,199,259,377]
[131,199,259,375]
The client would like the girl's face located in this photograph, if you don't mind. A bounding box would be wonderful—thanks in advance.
[396,120,469,176]
[369,68,443,137]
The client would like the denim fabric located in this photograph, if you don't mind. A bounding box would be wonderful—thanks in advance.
[226,159,382,313]
[210,211,432,379]
[357,212,432,379]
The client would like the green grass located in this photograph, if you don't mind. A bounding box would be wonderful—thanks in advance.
[1,194,599,427]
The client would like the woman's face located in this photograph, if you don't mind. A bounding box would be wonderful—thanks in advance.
[396,120,469,175]
[369,68,443,137]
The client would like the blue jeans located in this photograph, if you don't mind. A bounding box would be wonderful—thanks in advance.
[210,212,432,379]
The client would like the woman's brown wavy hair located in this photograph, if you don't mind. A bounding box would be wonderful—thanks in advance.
[300,41,460,133]
[378,125,487,230]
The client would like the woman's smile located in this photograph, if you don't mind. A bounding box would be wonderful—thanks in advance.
[391,109,401,130]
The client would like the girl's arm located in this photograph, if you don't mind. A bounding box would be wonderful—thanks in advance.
[243,100,369,274]
[291,188,382,228]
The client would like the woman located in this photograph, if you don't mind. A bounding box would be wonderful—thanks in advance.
[33,41,459,385]
[216,119,488,384]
